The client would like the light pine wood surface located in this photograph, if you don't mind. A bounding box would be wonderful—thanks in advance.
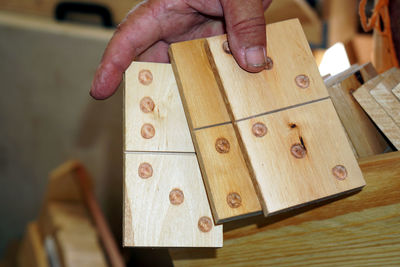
[204,19,364,216]
[123,62,222,247]
[369,69,400,126]
[353,71,400,149]
[17,222,49,267]
[124,62,194,152]
[393,83,400,100]
[327,64,389,157]
[124,153,222,247]
[206,19,328,121]
[170,151,400,266]
[170,39,262,223]
[237,99,365,214]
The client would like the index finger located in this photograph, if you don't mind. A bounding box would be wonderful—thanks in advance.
[90,2,162,99]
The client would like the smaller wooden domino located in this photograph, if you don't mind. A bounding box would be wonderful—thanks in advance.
[123,62,222,247]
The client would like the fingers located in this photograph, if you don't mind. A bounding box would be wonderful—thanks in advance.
[220,0,267,72]
[135,40,170,62]
[90,2,162,100]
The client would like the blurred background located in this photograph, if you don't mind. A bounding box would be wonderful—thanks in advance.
[0,0,390,266]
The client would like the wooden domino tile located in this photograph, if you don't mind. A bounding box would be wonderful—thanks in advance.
[170,39,262,223]
[204,19,366,216]
[393,83,400,101]
[123,62,222,247]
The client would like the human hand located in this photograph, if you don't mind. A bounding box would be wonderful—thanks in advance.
[90,0,273,99]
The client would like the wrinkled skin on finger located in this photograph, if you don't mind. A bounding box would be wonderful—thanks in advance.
[90,0,273,100]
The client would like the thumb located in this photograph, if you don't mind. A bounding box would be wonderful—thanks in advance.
[220,0,267,72]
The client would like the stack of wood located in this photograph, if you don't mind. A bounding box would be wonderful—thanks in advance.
[16,161,124,267]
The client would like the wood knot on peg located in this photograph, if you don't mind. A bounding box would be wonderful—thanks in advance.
[138,69,153,85]
[140,97,155,113]
[291,143,307,159]
[198,216,213,233]
[295,74,310,89]
[227,192,242,208]
[265,57,273,70]
[138,162,153,179]
[141,123,155,139]
[169,188,184,205]
[252,122,268,137]
[215,137,230,153]
[332,165,347,180]
[222,41,231,54]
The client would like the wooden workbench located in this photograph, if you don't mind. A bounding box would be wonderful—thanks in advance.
[170,151,400,266]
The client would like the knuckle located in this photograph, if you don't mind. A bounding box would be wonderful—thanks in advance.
[230,16,266,37]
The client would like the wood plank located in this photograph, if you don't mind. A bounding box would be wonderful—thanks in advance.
[124,62,193,152]
[194,124,262,223]
[124,153,222,247]
[353,74,400,149]
[205,19,364,216]
[327,64,389,157]
[236,99,365,214]
[169,39,262,223]
[170,151,400,266]
[17,222,49,267]
[393,83,400,100]
[169,39,231,129]
[206,19,329,121]
[369,69,400,126]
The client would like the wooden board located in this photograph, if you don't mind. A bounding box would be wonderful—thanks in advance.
[206,19,329,121]
[124,153,222,247]
[123,62,222,247]
[327,64,389,157]
[124,62,193,152]
[205,19,365,216]
[353,73,400,149]
[393,83,400,100]
[169,40,262,223]
[17,222,49,267]
[170,151,400,266]
[236,99,365,214]
[369,69,400,126]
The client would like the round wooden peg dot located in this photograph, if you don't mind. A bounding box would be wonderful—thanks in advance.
[265,57,273,70]
[138,162,153,179]
[138,69,153,85]
[291,143,307,159]
[169,188,184,205]
[198,216,213,233]
[222,41,231,54]
[332,165,347,180]
[295,74,310,89]
[141,123,155,139]
[227,192,242,208]
[252,122,267,137]
[140,97,155,113]
[215,138,230,153]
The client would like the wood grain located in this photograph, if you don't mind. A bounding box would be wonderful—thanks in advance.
[194,124,262,223]
[327,65,388,157]
[169,39,231,129]
[169,39,262,223]
[393,83,400,100]
[205,19,364,216]
[237,99,365,215]
[124,62,193,152]
[370,69,400,126]
[170,151,400,266]
[124,153,222,247]
[206,19,328,121]
[353,73,400,149]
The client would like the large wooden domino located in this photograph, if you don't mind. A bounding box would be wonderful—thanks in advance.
[171,19,366,217]
[123,62,222,247]
[170,39,262,224]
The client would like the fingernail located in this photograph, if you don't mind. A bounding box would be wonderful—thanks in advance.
[245,46,267,68]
